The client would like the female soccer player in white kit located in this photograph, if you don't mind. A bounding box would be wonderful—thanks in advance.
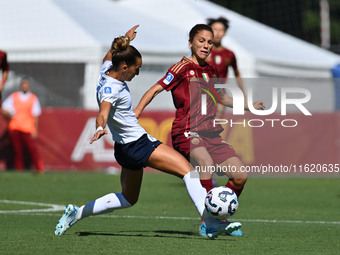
[54,25,241,239]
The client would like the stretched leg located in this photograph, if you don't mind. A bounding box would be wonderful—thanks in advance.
[147,144,207,214]
[147,144,193,177]
[146,143,240,239]
[55,168,142,235]
[78,167,142,218]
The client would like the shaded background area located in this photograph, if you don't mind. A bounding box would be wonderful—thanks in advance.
[209,0,340,53]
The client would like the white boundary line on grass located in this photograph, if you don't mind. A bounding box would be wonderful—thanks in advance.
[0,199,65,213]
[0,199,339,225]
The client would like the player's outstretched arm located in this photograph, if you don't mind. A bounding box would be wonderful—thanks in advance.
[103,25,139,63]
[219,88,233,108]
[219,89,265,110]
[90,101,110,144]
[134,83,164,119]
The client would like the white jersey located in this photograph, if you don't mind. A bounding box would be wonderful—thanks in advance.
[96,61,146,144]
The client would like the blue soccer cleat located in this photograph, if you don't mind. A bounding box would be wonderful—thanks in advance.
[199,221,244,237]
[204,221,242,239]
[198,222,207,236]
[226,228,244,236]
[55,204,79,235]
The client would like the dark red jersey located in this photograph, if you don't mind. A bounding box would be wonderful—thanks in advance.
[206,47,237,84]
[0,51,9,72]
[157,57,223,137]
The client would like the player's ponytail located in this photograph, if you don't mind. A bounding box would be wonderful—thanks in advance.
[110,36,141,71]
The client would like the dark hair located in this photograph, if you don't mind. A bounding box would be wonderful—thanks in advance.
[110,36,141,71]
[189,24,214,42]
[207,17,229,31]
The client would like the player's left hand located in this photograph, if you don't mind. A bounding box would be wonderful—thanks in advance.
[125,25,139,41]
[31,130,38,140]
[90,129,108,144]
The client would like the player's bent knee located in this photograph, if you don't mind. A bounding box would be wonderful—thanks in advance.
[232,177,247,187]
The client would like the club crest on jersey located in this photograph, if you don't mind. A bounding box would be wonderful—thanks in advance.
[189,70,195,76]
[163,73,174,85]
[104,87,112,94]
[202,73,209,82]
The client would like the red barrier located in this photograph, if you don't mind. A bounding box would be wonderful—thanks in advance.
[0,109,339,173]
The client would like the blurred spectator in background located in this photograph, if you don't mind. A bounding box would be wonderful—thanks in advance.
[0,50,9,107]
[206,17,246,96]
[206,17,247,120]
[1,78,44,173]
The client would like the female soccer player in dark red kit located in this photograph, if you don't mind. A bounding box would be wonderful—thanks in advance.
[135,24,264,237]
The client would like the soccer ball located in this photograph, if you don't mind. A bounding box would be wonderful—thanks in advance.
[204,186,239,219]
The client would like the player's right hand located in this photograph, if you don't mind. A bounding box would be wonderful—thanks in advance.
[90,129,108,144]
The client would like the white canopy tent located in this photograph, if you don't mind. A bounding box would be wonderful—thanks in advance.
[1,0,339,111]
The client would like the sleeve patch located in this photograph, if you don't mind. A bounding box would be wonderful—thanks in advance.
[163,73,174,85]
[104,87,112,94]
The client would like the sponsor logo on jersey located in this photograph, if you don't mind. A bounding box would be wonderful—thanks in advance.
[104,87,112,94]
[163,73,174,85]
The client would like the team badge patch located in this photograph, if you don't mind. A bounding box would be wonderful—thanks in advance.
[104,87,112,94]
[163,73,174,85]
[189,70,195,76]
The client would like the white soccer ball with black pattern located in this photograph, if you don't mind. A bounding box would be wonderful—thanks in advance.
[204,186,239,219]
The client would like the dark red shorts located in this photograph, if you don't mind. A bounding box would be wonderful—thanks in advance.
[172,131,238,165]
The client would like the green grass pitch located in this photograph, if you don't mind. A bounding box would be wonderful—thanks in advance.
[0,171,339,255]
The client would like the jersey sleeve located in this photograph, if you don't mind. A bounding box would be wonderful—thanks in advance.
[97,61,119,106]
[32,96,42,116]
[157,66,184,92]
[100,61,112,74]
[1,95,15,116]
[98,84,119,106]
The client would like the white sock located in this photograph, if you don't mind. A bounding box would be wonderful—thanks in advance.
[182,171,207,217]
[77,193,131,219]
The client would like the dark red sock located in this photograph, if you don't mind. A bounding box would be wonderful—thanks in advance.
[200,179,214,192]
[226,181,243,197]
